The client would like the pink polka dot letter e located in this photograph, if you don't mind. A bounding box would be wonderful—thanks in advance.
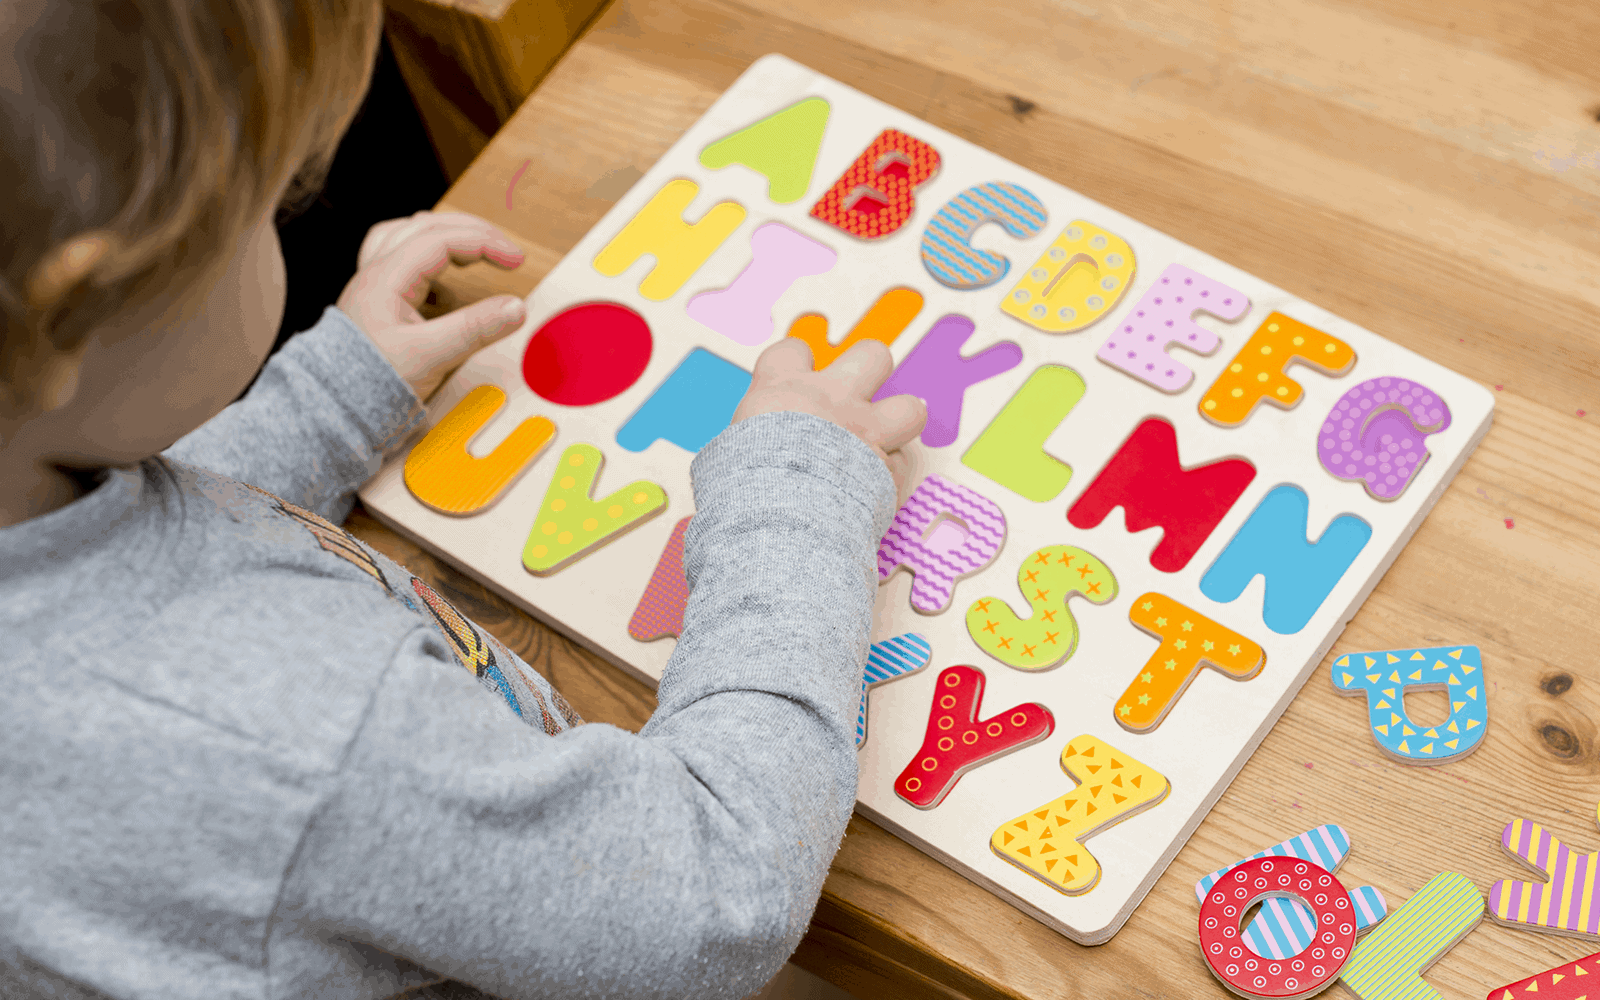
[1317,378,1451,501]
[877,474,1006,615]
[894,664,1053,809]
[1096,263,1251,393]
[1199,857,1356,1000]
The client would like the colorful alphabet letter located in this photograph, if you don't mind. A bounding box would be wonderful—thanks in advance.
[522,444,667,575]
[857,632,934,748]
[872,315,1022,447]
[1001,221,1136,333]
[1200,485,1372,635]
[965,545,1117,671]
[1489,818,1600,940]
[1339,872,1484,1000]
[1199,312,1356,426]
[1198,857,1356,999]
[592,178,746,300]
[522,301,653,406]
[404,385,555,516]
[627,516,692,641]
[990,735,1169,895]
[1332,646,1487,764]
[787,286,924,370]
[894,664,1053,808]
[960,365,1084,502]
[1066,418,1256,573]
[1096,263,1251,393]
[697,96,830,204]
[1487,951,1600,1000]
[615,348,752,453]
[877,474,1006,615]
[1114,594,1265,733]
[1318,378,1452,501]
[685,222,836,346]
[810,128,940,239]
[920,182,1048,289]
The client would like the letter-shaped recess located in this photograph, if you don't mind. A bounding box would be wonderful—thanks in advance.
[894,664,1053,809]
[404,385,556,515]
[857,632,934,748]
[1066,418,1256,573]
[521,444,667,575]
[1001,221,1136,333]
[787,287,924,370]
[1195,825,1388,964]
[965,545,1117,671]
[1199,312,1356,426]
[1488,818,1600,940]
[872,315,1022,447]
[592,178,746,300]
[1198,857,1358,999]
[1200,485,1372,635]
[961,365,1084,502]
[1332,646,1487,764]
[877,474,1006,615]
[1114,593,1265,733]
[1489,951,1600,1000]
[626,516,692,641]
[1339,872,1483,1000]
[1318,377,1452,502]
[1096,263,1251,393]
[686,222,836,346]
[616,348,752,453]
[698,96,830,204]
[809,128,941,240]
[990,735,1169,895]
[522,301,653,406]
[920,182,1048,289]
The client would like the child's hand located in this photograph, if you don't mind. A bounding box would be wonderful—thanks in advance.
[732,338,926,490]
[336,211,528,401]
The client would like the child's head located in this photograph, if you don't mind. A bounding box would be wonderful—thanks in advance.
[0,0,381,483]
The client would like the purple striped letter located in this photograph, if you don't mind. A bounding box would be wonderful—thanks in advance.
[1489,818,1600,938]
[877,474,1006,615]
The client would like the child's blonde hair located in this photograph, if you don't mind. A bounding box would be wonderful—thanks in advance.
[0,0,383,412]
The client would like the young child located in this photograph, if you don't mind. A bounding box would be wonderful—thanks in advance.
[0,2,925,999]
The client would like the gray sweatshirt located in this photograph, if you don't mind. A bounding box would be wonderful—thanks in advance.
[0,307,897,1000]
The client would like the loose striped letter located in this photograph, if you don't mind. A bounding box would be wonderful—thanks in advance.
[1489,818,1600,939]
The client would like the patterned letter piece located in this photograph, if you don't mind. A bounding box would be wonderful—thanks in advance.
[991,735,1169,895]
[1096,263,1251,393]
[1195,825,1389,963]
[1318,378,1453,502]
[1199,312,1356,427]
[592,179,746,300]
[1200,485,1372,636]
[627,516,692,641]
[856,632,934,748]
[810,129,941,240]
[685,222,837,346]
[894,665,1053,809]
[1115,594,1265,734]
[1332,646,1487,765]
[965,545,1117,672]
[1340,872,1484,1000]
[877,474,1007,615]
[1489,818,1600,940]
[615,348,752,454]
[1066,418,1256,573]
[1486,950,1600,1000]
[920,182,1049,289]
[404,385,555,516]
[522,444,667,576]
[961,365,1085,502]
[787,286,924,370]
[1198,857,1357,999]
[698,96,830,204]
[1001,221,1136,333]
[871,314,1023,448]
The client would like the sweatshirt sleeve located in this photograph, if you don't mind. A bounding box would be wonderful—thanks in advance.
[272,413,898,1000]
[163,306,426,523]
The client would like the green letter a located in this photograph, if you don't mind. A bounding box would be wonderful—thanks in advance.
[699,97,830,204]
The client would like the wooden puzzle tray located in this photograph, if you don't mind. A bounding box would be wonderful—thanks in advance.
[358,53,1494,944]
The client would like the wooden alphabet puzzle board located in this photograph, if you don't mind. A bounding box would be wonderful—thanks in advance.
[358,54,1494,944]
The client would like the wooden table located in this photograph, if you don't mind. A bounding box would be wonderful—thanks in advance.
[348,1,1600,996]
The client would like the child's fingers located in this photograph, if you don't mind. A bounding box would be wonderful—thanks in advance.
[370,229,526,303]
[359,212,520,270]
[867,393,927,453]
[409,295,528,369]
[821,339,895,398]
[749,337,814,381]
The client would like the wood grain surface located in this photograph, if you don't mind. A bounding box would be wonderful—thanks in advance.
[349,1,1600,996]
